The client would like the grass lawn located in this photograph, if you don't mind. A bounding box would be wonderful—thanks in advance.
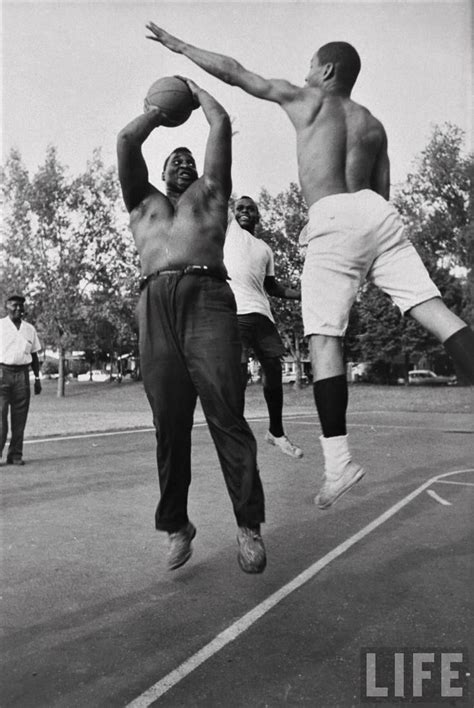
[24,377,473,439]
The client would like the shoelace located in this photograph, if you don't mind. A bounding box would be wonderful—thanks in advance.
[248,529,262,541]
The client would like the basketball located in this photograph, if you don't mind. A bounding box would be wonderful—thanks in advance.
[144,76,194,127]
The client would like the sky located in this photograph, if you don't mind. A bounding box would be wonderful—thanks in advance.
[2,0,472,202]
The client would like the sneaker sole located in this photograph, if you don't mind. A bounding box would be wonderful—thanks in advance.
[265,436,304,459]
[276,445,304,459]
[316,467,366,509]
[282,449,304,459]
[168,525,197,571]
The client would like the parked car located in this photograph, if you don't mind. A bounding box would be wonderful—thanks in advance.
[408,369,456,386]
[282,371,308,384]
[351,362,369,382]
[77,370,109,382]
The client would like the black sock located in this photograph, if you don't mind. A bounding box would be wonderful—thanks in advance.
[313,375,348,438]
[443,326,474,385]
[263,386,284,438]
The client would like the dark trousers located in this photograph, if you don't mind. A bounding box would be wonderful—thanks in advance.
[137,273,265,533]
[0,365,31,461]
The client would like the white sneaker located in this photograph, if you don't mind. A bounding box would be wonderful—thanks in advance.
[315,435,365,509]
[315,462,365,509]
[265,431,303,459]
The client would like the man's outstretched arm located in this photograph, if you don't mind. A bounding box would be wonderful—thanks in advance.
[146,23,299,105]
[264,276,301,300]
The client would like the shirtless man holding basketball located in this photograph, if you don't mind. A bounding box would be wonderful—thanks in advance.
[117,78,266,573]
[146,27,474,508]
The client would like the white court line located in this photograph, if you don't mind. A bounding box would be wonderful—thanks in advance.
[24,413,471,446]
[426,489,452,506]
[23,416,279,445]
[126,468,473,707]
[295,421,445,431]
[436,480,474,487]
[24,428,156,445]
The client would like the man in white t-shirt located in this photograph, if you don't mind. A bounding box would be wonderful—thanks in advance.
[0,295,42,466]
[224,196,303,459]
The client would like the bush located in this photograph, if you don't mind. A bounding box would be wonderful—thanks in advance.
[42,359,59,377]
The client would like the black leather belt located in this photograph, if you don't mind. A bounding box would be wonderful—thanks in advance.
[140,265,227,291]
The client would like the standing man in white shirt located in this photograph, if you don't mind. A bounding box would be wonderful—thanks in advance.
[224,196,303,459]
[0,295,42,466]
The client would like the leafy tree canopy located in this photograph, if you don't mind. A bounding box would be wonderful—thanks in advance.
[1,146,139,395]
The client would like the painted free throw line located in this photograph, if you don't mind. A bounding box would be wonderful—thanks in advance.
[126,467,473,707]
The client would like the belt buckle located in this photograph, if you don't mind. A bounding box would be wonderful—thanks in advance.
[186,265,208,274]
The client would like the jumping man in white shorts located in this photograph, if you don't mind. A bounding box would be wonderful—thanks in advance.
[146,27,474,509]
[301,190,441,338]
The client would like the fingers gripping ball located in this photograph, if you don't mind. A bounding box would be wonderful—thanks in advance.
[144,76,194,127]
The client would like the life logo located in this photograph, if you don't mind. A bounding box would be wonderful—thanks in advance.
[360,647,470,703]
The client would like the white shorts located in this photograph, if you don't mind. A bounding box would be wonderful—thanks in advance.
[301,190,441,337]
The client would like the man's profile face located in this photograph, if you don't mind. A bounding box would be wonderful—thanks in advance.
[234,197,259,233]
[6,300,25,322]
[163,150,198,192]
[305,52,324,88]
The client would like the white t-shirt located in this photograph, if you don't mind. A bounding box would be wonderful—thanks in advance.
[0,317,41,365]
[224,219,275,322]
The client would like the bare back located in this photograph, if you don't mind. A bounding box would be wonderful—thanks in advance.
[285,90,389,207]
[130,180,229,277]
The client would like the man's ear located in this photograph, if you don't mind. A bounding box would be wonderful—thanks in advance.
[322,62,335,81]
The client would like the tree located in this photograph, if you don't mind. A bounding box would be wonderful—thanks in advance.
[458,159,474,327]
[393,123,471,269]
[0,148,36,303]
[257,183,308,385]
[69,149,140,379]
[353,123,472,380]
[1,146,139,396]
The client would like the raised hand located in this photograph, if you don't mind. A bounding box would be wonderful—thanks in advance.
[142,100,168,125]
[175,76,201,109]
[146,22,183,53]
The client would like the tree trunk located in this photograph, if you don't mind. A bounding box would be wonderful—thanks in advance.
[57,346,66,398]
[293,335,303,390]
[404,351,411,384]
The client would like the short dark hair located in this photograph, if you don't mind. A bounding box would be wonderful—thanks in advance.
[317,42,361,89]
[233,195,258,212]
[162,147,193,173]
[7,295,25,304]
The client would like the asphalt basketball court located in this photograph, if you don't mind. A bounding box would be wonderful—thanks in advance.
[1,407,473,707]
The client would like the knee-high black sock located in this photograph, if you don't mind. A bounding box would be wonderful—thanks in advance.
[263,386,284,438]
[313,375,348,438]
[443,326,474,385]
